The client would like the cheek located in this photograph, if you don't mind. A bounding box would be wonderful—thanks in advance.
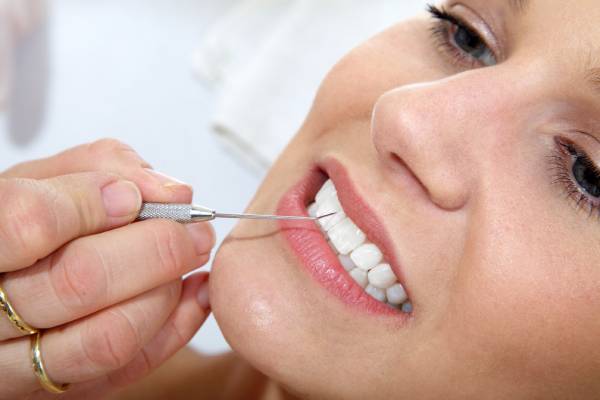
[304,18,442,138]
[211,235,298,342]
[210,237,300,379]
[446,190,600,387]
[210,234,348,396]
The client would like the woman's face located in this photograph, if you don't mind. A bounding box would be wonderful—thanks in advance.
[211,1,600,398]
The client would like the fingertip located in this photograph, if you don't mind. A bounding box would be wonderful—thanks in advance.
[185,222,216,257]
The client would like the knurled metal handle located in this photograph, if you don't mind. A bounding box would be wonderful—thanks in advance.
[137,203,193,223]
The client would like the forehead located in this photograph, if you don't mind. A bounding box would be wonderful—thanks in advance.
[512,0,600,45]
[518,0,600,80]
[465,0,600,45]
[464,0,600,91]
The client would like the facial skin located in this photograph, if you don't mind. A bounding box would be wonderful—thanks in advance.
[210,1,600,398]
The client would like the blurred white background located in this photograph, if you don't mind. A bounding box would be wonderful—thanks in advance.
[0,0,427,355]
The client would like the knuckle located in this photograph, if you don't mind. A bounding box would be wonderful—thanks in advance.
[168,318,189,350]
[81,309,142,372]
[0,179,59,265]
[151,222,187,276]
[50,242,108,313]
[65,171,120,228]
[89,138,132,155]
[108,350,153,388]
[163,281,183,311]
[87,138,143,166]
[167,280,182,302]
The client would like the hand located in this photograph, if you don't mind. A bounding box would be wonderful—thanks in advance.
[0,139,215,400]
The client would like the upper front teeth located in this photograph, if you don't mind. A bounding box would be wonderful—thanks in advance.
[315,179,336,203]
[310,179,411,312]
[328,218,366,255]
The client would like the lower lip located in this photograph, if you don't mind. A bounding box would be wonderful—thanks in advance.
[276,166,402,316]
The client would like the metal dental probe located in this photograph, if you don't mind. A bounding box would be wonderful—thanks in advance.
[137,202,335,223]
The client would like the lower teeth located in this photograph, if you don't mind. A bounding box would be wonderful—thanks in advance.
[309,180,411,313]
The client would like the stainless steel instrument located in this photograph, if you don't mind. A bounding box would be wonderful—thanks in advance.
[137,202,333,223]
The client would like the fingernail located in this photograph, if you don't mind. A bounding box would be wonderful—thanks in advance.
[144,168,190,188]
[197,278,210,310]
[185,222,215,256]
[101,180,141,218]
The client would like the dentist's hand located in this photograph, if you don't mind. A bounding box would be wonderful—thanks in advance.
[0,139,214,400]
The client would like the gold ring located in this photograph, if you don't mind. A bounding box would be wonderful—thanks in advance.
[0,281,37,335]
[31,331,70,394]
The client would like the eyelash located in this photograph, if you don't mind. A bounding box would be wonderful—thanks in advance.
[550,137,600,219]
[427,4,490,68]
[426,5,600,220]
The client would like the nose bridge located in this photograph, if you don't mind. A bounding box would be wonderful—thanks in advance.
[371,69,516,211]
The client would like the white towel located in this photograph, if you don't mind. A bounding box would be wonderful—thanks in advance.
[194,0,428,173]
[0,0,46,110]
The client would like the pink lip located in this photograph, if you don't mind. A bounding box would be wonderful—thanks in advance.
[277,158,410,317]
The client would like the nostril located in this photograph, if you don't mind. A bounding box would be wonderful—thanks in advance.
[389,152,431,199]
[389,152,467,212]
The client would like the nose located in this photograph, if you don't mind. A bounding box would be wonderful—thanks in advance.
[371,76,498,211]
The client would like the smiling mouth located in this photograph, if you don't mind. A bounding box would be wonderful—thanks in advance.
[309,179,412,313]
[277,160,412,317]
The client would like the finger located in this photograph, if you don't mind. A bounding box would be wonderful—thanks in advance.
[0,280,182,398]
[25,274,211,400]
[0,172,142,273]
[108,273,211,389]
[1,139,150,179]
[24,379,113,400]
[1,138,193,203]
[0,220,214,340]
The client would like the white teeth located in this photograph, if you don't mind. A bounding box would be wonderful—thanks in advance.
[349,268,368,288]
[327,240,339,255]
[315,179,336,204]
[316,195,346,231]
[328,218,366,255]
[367,264,396,289]
[350,243,383,271]
[309,181,411,312]
[338,254,356,271]
[386,283,408,305]
[365,285,386,302]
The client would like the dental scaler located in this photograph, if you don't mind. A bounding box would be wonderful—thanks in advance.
[136,202,334,223]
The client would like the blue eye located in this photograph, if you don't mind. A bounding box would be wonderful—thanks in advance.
[428,4,497,67]
[566,145,600,198]
[552,138,600,220]
[452,24,496,66]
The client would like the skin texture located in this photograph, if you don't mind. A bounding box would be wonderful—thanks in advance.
[0,139,215,400]
[204,0,600,399]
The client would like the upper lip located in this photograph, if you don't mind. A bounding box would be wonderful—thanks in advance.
[319,157,409,298]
